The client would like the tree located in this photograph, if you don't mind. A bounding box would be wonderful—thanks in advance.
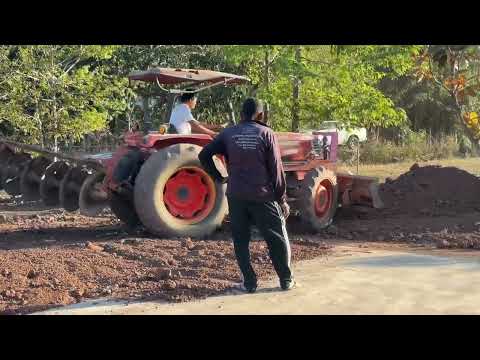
[415,45,480,142]
[224,45,422,132]
[291,46,302,132]
[0,45,429,147]
[0,45,127,150]
[379,73,459,140]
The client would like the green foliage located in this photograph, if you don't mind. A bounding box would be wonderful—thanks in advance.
[0,45,126,148]
[379,74,459,137]
[1,44,474,154]
[415,45,480,142]
[223,45,421,131]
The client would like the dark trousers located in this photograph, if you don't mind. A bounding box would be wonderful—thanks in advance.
[168,124,178,134]
[227,197,293,287]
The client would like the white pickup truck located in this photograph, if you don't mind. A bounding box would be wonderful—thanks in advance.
[315,121,367,148]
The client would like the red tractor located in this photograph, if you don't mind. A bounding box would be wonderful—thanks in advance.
[0,68,383,238]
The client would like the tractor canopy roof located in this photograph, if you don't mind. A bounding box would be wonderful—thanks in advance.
[128,68,250,89]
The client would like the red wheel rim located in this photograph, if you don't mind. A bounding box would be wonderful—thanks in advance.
[314,180,333,218]
[163,167,216,224]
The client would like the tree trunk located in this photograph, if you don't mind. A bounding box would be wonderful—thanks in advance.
[264,48,271,127]
[53,96,59,153]
[291,46,301,132]
[35,99,45,148]
[264,48,270,91]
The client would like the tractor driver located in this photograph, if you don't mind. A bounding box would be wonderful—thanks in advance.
[168,90,225,137]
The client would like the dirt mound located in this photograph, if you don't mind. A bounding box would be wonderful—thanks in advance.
[379,164,480,217]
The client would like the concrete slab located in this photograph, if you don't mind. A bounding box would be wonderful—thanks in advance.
[34,248,480,315]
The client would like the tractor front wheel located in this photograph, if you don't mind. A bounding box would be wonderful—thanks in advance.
[295,167,338,232]
[134,144,228,238]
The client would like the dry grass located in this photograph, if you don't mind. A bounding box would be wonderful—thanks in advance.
[339,157,480,182]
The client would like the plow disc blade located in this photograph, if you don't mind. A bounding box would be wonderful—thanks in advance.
[337,173,384,209]
[1,153,33,196]
[40,161,71,206]
[79,172,109,217]
[0,143,15,165]
[20,156,52,201]
[59,167,90,212]
[0,144,15,191]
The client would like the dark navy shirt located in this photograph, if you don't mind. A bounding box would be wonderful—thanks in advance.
[199,121,287,203]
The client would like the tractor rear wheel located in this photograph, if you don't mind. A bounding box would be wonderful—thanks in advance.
[295,167,338,232]
[134,144,228,238]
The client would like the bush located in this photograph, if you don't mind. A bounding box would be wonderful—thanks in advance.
[339,131,461,165]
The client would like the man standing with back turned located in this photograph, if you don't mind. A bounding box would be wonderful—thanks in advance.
[199,98,295,293]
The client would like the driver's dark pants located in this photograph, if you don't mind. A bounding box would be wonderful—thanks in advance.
[227,197,293,287]
[168,124,178,134]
